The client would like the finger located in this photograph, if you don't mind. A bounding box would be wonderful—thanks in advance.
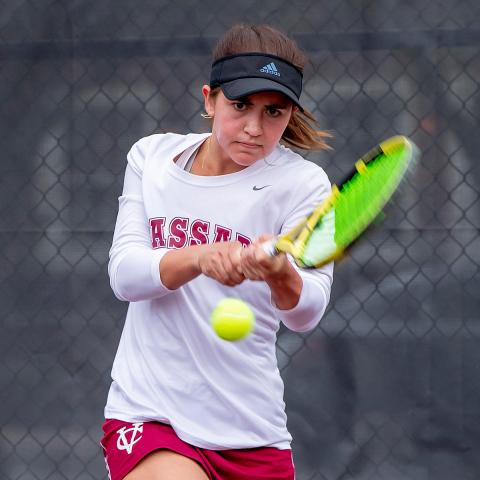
[205,253,230,283]
[216,251,245,285]
[240,249,268,281]
[229,244,244,275]
[241,265,263,281]
[247,243,271,267]
[224,259,246,284]
[243,245,286,279]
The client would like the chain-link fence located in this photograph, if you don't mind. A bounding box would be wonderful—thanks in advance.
[1,1,479,479]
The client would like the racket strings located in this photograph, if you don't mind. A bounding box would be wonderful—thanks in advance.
[300,147,409,267]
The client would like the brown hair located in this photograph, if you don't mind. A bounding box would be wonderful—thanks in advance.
[210,24,331,151]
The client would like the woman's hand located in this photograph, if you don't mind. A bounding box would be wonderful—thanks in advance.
[197,241,245,286]
[239,235,289,282]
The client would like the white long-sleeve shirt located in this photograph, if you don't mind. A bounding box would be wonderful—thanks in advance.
[105,132,333,450]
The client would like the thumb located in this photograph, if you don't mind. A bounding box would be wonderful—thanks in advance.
[256,234,274,244]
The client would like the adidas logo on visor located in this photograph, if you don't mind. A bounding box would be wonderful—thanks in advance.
[259,62,280,76]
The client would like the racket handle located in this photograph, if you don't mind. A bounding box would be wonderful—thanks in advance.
[262,239,278,257]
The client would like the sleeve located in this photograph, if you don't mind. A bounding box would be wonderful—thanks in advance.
[108,138,174,302]
[272,165,334,332]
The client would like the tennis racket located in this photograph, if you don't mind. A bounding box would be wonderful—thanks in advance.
[264,135,418,268]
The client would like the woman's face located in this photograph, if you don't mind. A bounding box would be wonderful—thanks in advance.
[203,87,295,168]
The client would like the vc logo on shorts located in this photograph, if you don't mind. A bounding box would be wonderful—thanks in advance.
[116,422,144,454]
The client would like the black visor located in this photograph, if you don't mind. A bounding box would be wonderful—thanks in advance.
[210,53,304,110]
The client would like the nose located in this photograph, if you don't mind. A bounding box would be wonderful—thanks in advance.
[243,112,263,137]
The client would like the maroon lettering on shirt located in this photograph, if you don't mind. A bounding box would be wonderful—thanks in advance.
[213,225,232,243]
[167,217,189,249]
[149,217,251,249]
[189,220,210,246]
[150,218,166,248]
[236,233,252,247]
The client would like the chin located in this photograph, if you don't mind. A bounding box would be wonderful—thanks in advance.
[232,155,262,167]
[231,147,270,167]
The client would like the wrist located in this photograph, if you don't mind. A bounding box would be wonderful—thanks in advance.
[265,263,302,310]
[192,244,203,273]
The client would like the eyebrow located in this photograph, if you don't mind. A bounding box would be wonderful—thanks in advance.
[235,96,290,109]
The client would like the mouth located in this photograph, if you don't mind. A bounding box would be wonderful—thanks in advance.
[237,141,262,148]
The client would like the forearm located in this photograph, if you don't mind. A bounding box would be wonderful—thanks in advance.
[159,245,204,290]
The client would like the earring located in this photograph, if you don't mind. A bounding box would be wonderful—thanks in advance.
[201,113,213,119]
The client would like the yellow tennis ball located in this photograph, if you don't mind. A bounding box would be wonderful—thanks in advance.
[210,298,255,341]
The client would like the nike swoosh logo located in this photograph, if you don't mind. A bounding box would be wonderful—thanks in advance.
[253,185,272,191]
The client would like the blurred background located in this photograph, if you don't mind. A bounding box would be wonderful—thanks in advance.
[1,1,479,479]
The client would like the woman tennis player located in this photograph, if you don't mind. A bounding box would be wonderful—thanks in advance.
[101,23,334,480]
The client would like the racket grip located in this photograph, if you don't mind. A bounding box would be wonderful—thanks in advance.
[262,239,278,257]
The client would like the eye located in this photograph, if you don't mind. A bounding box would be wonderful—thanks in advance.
[266,107,282,117]
[232,102,247,111]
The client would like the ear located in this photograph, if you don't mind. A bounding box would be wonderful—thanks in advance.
[202,85,215,117]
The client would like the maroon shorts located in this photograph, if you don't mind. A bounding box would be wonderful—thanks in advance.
[101,419,295,480]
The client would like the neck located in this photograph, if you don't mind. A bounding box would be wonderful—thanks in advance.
[191,136,247,176]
